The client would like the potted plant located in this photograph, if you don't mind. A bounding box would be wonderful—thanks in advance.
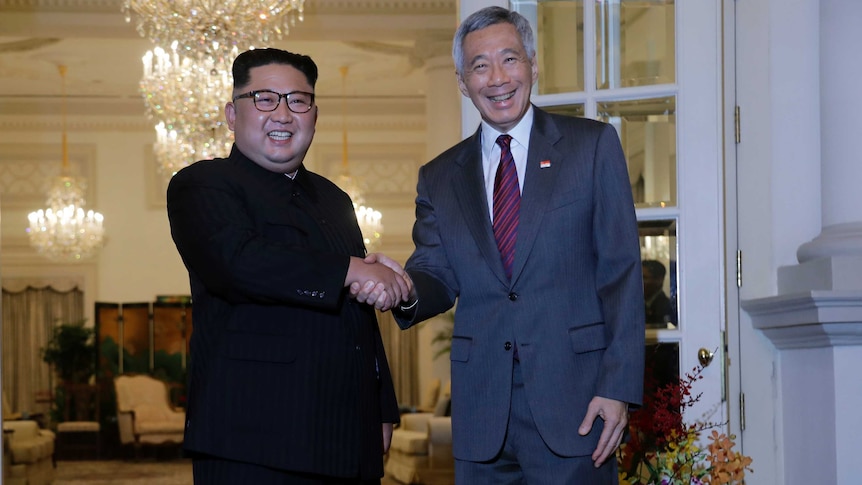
[41,319,96,385]
[41,320,97,426]
[617,363,753,484]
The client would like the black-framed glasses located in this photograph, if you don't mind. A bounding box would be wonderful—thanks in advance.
[232,90,315,113]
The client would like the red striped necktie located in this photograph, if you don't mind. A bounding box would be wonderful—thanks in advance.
[493,134,520,280]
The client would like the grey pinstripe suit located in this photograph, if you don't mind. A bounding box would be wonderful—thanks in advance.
[396,107,645,464]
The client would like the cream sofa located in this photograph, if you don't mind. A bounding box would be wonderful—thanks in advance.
[114,375,185,457]
[3,420,56,485]
[385,384,454,485]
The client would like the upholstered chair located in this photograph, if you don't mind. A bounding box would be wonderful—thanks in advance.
[113,374,185,457]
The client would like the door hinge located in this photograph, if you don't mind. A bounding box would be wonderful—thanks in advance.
[736,250,743,287]
[734,105,741,143]
[739,392,746,431]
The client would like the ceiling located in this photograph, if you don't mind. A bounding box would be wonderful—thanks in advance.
[0,0,458,122]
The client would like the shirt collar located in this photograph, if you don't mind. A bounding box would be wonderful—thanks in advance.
[481,105,534,157]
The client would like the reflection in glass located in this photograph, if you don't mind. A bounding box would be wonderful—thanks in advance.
[639,219,677,329]
[596,0,675,89]
[599,96,676,207]
[645,342,680,397]
[534,0,585,94]
[543,104,585,119]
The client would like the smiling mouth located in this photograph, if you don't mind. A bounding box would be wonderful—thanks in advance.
[489,92,515,103]
[268,131,293,141]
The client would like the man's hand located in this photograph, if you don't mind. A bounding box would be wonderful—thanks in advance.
[349,253,414,311]
[382,422,394,454]
[344,256,410,310]
[578,396,628,467]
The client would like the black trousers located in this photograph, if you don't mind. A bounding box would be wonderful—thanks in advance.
[192,454,381,485]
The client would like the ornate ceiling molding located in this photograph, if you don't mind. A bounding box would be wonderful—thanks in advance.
[0,0,456,14]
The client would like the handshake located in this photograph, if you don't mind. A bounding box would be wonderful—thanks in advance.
[345,253,414,312]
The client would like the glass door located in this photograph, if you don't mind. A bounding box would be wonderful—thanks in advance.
[505,0,726,431]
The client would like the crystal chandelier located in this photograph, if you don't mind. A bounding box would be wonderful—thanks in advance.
[26,66,106,261]
[335,66,383,251]
[141,44,235,177]
[122,0,305,64]
[124,0,306,177]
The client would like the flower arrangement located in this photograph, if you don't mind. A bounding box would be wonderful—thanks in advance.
[617,363,753,485]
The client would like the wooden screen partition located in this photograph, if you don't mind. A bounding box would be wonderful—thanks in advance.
[152,302,192,407]
[95,298,192,408]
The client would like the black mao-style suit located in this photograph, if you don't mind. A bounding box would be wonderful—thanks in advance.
[167,146,399,480]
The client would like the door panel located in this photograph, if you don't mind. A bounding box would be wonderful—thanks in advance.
[510,0,726,429]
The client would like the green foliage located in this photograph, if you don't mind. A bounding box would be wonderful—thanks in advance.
[41,319,96,384]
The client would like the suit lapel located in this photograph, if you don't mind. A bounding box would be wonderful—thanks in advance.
[510,109,564,283]
[452,131,511,285]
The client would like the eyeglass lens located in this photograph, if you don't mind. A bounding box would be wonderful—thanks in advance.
[253,91,314,113]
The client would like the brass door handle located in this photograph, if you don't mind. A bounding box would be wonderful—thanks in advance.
[698,348,714,367]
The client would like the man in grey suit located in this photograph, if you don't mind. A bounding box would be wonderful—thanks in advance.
[359,6,645,483]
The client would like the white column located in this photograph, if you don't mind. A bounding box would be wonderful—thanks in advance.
[794,0,862,266]
[423,52,462,160]
[745,3,862,485]
[413,32,462,398]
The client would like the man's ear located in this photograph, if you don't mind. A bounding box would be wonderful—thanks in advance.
[456,71,469,97]
[225,102,237,130]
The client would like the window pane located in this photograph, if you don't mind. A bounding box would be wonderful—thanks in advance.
[599,96,676,207]
[645,341,679,393]
[639,219,677,329]
[535,0,585,94]
[596,0,675,90]
[542,104,585,118]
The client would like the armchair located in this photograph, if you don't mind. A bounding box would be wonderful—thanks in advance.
[3,419,56,485]
[385,383,454,485]
[113,374,185,457]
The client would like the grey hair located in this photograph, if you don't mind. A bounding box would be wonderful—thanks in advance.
[452,6,536,76]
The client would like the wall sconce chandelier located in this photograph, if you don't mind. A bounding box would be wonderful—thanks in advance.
[26,66,106,262]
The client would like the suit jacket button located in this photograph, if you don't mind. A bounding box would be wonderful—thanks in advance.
[504,342,513,351]
[508,292,518,301]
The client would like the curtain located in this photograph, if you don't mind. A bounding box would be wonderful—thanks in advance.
[2,282,84,416]
[378,311,419,407]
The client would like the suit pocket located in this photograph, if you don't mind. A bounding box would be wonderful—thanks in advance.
[568,322,609,354]
[224,331,296,364]
[449,336,472,362]
[548,188,589,212]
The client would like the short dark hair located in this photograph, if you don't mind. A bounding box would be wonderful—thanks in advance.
[452,6,536,75]
[231,48,318,90]
[642,260,667,280]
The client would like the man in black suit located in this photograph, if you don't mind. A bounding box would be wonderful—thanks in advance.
[167,48,410,484]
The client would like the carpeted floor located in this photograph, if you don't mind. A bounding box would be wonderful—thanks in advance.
[54,460,193,484]
[54,460,403,484]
